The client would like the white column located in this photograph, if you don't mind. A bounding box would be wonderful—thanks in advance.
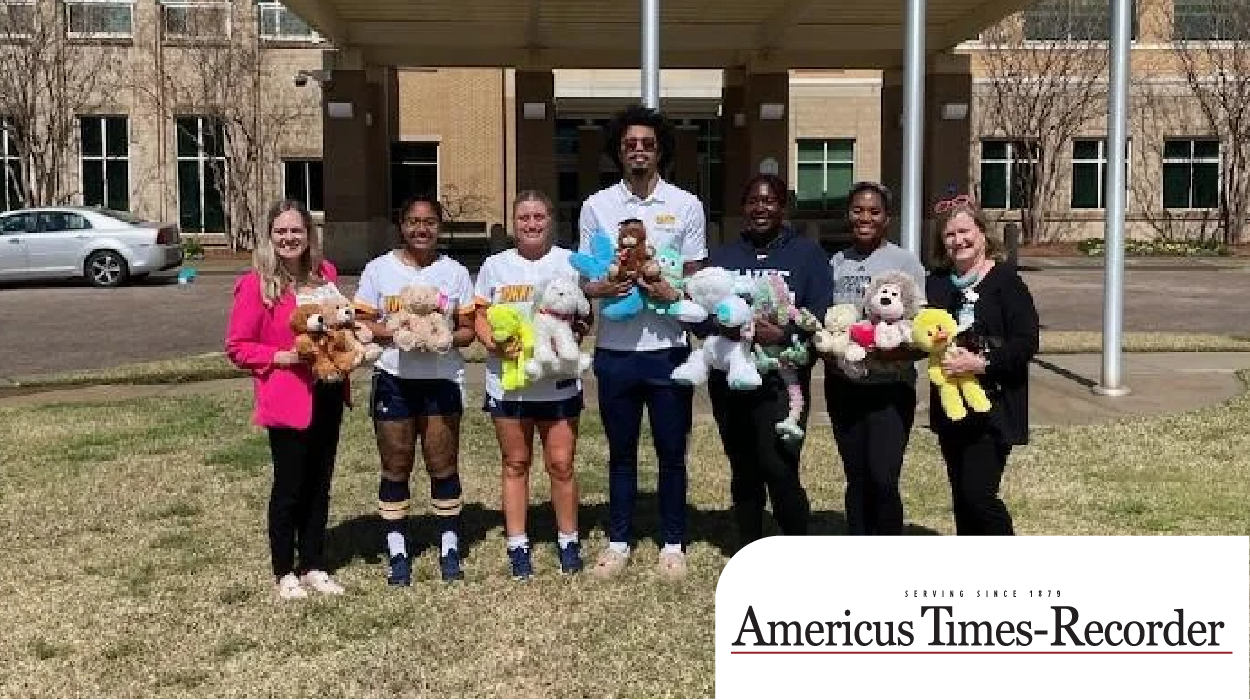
[641,0,660,108]
[900,0,926,255]
[1095,0,1132,397]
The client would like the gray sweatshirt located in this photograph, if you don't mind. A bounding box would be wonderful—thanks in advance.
[828,241,927,384]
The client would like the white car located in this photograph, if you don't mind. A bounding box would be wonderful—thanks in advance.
[0,207,184,287]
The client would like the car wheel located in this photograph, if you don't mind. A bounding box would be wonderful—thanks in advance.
[85,250,129,288]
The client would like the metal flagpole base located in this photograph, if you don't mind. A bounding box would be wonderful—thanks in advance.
[1091,384,1131,397]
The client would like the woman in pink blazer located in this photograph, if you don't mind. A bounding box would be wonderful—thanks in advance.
[225,199,350,601]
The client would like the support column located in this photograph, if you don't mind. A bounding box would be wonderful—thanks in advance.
[578,124,604,205]
[922,55,973,265]
[900,0,927,256]
[879,70,904,245]
[673,122,699,195]
[514,70,557,200]
[322,66,394,273]
[720,69,789,244]
[720,68,748,245]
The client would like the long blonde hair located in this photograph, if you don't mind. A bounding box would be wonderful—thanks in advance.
[253,199,324,306]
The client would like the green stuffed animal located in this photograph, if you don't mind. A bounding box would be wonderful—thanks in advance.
[486,304,534,392]
[644,242,688,315]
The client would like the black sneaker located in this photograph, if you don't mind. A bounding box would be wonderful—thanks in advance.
[558,541,584,574]
[439,548,464,581]
[387,553,412,586]
[508,545,534,580]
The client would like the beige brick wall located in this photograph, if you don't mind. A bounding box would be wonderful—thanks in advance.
[395,68,508,232]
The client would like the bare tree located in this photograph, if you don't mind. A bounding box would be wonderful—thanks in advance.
[439,182,491,223]
[1171,0,1250,244]
[0,0,122,208]
[142,1,311,249]
[975,4,1109,243]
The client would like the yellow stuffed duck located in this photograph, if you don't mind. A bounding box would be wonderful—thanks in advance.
[910,307,992,421]
[486,305,535,391]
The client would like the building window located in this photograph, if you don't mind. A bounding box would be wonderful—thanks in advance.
[1022,0,1136,40]
[1163,138,1219,209]
[696,118,724,219]
[65,0,134,38]
[1071,138,1130,209]
[283,159,322,212]
[554,119,580,156]
[175,116,227,233]
[258,2,318,41]
[161,0,229,40]
[1,120,21,211]
[80,116,129,211]
[0,0,35,37]
[1173,1,1250,40]
[390,141,438,217]
[980,139,1038,209]
[795,138,854,211]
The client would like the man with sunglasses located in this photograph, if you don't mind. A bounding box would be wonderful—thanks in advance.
[577,105,707,580]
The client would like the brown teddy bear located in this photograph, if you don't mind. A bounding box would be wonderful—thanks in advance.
[290,302,352,382]
[608,218,661,284]
[384,284,455,353]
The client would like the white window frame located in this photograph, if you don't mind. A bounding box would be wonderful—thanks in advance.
[979,139,1038,210]
[79,116,129,211]
[176,115,228,233]
[282,159,322,213]
[392,141,440,201]
[0,0,35,39]
[1162,137,1221,210]
[257,1,320,42]
[795,137,855,210]
[65,0,134,39]
[1070,137,1131,210]
[160,0,230,40]
[1,119,22,211]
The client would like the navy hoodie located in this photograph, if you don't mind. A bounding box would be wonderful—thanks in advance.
[701,225,836,340]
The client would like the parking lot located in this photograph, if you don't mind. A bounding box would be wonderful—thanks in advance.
[2,266,1248,378]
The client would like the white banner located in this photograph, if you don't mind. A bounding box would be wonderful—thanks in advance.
[715,536,1248,699]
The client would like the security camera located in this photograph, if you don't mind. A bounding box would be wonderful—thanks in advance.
[294,73,308,87]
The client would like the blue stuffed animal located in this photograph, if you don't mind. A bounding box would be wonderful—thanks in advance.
[568,228,645,322]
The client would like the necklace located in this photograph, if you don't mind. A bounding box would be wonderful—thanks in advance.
[951,260,988,332]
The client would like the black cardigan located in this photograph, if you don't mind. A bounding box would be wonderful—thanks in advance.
[924,262,1040,446]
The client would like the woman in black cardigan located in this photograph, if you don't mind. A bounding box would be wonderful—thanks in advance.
[924,198,1040,535]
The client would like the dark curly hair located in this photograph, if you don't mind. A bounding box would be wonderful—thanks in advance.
[848,181,894,213]
[739,173,790,206]
[602,104,677,174]
[395,194,445,225]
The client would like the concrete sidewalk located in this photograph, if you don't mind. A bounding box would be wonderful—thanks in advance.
[3,352,1246,429]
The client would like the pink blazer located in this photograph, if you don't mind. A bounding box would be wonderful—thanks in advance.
[224,261,350,430]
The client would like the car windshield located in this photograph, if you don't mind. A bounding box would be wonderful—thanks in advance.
[91,208,150,225]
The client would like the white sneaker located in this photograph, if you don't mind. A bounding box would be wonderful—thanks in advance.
[276,573,308,600]
[300,570,345,595]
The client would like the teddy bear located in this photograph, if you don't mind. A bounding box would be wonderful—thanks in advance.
[670,266,761,390]
[486,304,535,391]
[812,303,870,379]
[342,299,383,364]
[385,284,454,353]
[525,275,592,381]
[910,307,992,422]
[848,271,923,354]
[289,302,354,382]
[608,218,662,285]
[569,228,645,322]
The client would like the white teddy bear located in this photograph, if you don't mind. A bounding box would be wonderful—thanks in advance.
[525,275,592,381]
[812,302,869,379]
[670,266,762,390]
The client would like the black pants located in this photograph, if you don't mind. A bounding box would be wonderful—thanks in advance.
[710,368,811,549]
[825,375,916,536]
[266,382,345,577]
[938,421,1014,536]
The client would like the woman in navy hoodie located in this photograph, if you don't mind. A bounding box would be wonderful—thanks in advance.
[700,174,835,551]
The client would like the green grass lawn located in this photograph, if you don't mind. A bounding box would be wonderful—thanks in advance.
[1,377,1249,697]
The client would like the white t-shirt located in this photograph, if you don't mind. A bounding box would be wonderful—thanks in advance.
[578,178,708,352]
[295,281,346,306]
[354,251,474,382]
[474,247,582,403]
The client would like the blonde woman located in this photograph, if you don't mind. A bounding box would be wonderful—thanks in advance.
[224,199,349,600]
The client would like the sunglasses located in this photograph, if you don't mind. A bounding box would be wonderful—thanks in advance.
[622,137,657,152]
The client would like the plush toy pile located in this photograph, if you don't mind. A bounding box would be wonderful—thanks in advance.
[385,284,454,353]
[911,307,991,421]
[669,266,761,390]
[290,298,375,382]
[741,272,824,442]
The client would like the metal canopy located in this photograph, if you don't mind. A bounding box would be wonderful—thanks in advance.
[281,0,1037,69]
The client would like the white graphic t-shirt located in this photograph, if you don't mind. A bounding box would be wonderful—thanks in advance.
[578,178,708,352]
[354,251,474,382]
[474,246,582,403]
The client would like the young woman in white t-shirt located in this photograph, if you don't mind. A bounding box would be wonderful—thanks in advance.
[354,195,477,585]
[473,190,592,580]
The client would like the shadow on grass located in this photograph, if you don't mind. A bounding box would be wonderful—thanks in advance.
[324,495,941,572]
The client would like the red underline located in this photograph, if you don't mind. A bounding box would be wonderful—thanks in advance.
[731,651,1234,655]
